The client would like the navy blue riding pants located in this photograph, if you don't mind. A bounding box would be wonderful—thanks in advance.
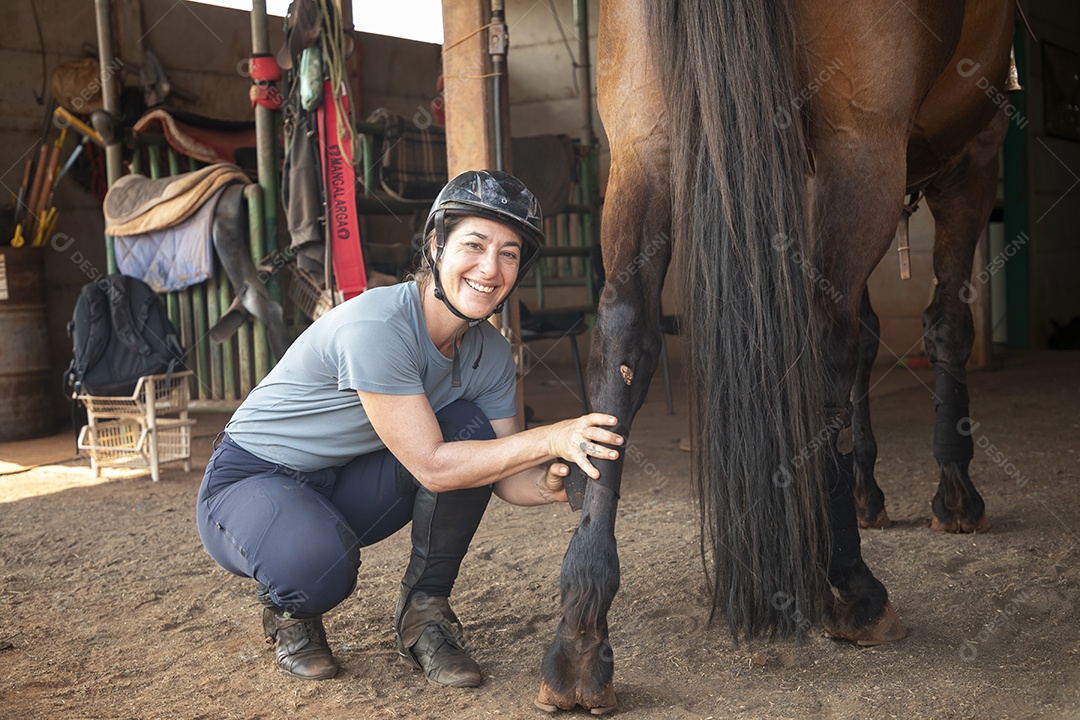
[196,399,495,617]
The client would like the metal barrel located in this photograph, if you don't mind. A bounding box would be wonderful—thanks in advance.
[0,248,55,441]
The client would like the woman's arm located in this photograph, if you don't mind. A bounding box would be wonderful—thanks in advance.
[358,391,622,494]
[488,417,570,506]
[489,463,570,506]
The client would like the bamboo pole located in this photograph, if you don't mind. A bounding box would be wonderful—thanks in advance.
[95,0,123,273]
[245,184,271,383]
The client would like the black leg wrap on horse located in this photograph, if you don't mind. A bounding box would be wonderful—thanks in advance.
[933,366,974,464]
[565,472,587,512]
[825,450,862,587]
[565,424,628,511]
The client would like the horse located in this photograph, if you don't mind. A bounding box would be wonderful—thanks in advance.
[534,0,1016,713]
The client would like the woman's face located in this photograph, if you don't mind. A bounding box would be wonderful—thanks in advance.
[434,216,522,319]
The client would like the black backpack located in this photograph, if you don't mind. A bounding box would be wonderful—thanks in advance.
[64,274,187,398]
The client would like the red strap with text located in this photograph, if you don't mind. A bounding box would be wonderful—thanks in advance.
[319,80,367,299]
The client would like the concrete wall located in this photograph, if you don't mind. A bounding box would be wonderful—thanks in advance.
[0,0,439,427]
[506,0,604,162]
[2,2,117,432]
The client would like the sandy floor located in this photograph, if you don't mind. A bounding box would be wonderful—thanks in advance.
[1,349,1078,719]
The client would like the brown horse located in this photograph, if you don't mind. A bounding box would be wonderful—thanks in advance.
[535,0,1016,713]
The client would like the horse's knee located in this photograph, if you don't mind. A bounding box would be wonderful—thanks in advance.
[591,297,656,367]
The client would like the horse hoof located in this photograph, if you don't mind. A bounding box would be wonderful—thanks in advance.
[536,680,617,715]
[535,698,559,714]
[536,681,575,713]
[930,513,989,534]
[823,600,908,646]
[857,507,892,529]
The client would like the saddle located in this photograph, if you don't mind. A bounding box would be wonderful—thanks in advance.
[133,108,258,171]
[105,164,249,235]
[104,166,289,360]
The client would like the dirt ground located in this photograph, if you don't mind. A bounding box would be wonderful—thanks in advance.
[1,348,1078,719]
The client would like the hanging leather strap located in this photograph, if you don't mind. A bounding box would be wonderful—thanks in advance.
[896,191,923,280]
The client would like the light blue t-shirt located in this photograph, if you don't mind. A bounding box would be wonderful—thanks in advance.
[225,282,517,472]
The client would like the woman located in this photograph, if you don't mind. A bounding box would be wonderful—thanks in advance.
[196,170,622,688]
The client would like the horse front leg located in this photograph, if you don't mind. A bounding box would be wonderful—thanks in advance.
[852,289,891,528]
[922,113,1007,533]
[536,162,671,715]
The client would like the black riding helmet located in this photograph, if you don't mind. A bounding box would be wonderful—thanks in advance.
[423,169,545,325]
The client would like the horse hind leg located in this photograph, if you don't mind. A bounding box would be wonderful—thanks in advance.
[810,130,914,645]
[852,289,892,529]
[921,114,1008,534]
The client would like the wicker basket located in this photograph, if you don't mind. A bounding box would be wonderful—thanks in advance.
[76,371,196,481]
[77,417,195,469]
[288,265,342,321]
[78,371,193,417]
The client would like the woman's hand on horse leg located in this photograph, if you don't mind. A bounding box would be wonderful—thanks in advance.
[545,414,623,479]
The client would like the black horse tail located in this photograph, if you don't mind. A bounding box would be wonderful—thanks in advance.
[648,0,830,640]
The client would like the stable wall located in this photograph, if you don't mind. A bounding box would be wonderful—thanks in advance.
[868,1,1080,362]
[0,0,439,428]
[1023,0,1080,348]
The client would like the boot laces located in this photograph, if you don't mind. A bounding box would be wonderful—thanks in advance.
[421,620,465,654]
[274,616,325,651]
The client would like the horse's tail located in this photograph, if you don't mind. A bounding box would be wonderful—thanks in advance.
[648,0,830,639]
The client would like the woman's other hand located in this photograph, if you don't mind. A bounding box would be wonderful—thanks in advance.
[537,462,571,503]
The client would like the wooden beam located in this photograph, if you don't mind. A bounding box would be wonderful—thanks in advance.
[442,1,530,425]
[441,0,495,174]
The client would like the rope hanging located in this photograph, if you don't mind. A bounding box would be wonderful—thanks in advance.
[317,0,359,164]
